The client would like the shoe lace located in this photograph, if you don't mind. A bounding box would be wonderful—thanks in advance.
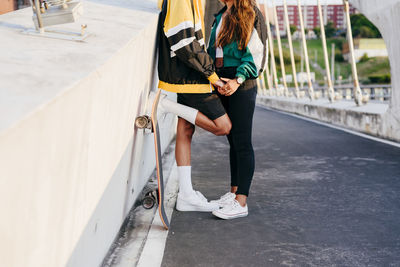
[221,199,239,212]
[220,192,234,201]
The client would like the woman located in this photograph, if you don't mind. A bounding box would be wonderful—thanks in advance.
[209,0,268,219]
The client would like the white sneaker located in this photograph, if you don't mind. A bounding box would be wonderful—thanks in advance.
[212,199,248,220]
[210,192,236,207]
[176,191,220,212]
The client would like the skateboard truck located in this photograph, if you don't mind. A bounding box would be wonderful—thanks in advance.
[135,115,153,130]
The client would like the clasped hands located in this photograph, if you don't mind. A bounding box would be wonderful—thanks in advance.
[214,78,240,96]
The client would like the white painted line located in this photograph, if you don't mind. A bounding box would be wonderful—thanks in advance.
[136,163,179,267]
[257,104,400,149]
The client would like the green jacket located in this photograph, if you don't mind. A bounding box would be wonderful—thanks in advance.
[207,6,268,82]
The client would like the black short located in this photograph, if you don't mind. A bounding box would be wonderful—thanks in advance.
[177,92,226,121]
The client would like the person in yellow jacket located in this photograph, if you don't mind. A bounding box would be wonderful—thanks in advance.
[151,0,232,212]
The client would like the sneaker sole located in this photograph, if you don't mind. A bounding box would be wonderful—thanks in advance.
[212,211,248,220]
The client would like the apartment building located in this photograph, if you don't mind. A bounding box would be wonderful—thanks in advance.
[275,4,358,32]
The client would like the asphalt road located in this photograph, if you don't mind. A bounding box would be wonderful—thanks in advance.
[161,106,400,267]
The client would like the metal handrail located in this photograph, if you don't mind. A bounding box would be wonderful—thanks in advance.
[277,84,392,101]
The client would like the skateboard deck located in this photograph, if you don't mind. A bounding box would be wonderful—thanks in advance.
[136,89,170,230]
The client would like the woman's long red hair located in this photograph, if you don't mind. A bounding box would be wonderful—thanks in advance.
[217,0,256,50]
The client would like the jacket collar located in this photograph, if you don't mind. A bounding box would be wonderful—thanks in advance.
[214,6,227,17]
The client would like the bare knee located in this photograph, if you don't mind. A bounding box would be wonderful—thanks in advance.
[215,121,232,136]
[177,119,195,139]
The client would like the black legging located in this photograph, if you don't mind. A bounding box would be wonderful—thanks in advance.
[218,79,257,196]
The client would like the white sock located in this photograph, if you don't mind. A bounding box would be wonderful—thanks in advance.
[177,166,195,196]
[160,97,198,125]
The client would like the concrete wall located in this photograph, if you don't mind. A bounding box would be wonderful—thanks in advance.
[349,0,400,141]
[257,97,390,140]
[0,1,176,266]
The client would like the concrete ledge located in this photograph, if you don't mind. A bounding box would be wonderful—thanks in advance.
[256,96,399,142]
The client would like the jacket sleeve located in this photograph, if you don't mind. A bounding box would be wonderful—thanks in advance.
[163,0,220,84]
[235,45,260,82]
[236,8,268,82]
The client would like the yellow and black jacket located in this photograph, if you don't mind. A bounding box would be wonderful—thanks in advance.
[157,0,219,93]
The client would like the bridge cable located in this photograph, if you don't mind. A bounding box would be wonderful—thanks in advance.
[282,0,300,98]
[272,0,289,97]
[297,0,315,100]
[317,0,335,102]
[262,1,280,95]
[343,0,368,105]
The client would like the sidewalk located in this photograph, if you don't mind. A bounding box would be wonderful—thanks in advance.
[161,106,400,266]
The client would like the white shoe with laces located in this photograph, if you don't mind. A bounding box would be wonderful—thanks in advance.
[212,199,248,220]
[176,191,220,212]
[210,192,236,207]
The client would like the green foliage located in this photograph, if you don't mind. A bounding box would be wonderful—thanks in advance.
[368,74,391,84]
[330,38,345,50]
[359,26,376,38]
[356,56,390,77]
[325,21,337,38]
[350,14,382,38]
[289,25,297,35]
[275,39,391,85]
[335,53,345,62]
[359,53,369,63]
[313,27,321,38]
[273,49,300,66]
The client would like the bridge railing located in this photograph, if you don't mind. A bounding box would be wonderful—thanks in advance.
[264,84,392,102]
[257,0,391,106]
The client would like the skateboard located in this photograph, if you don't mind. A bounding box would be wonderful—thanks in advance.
[135,89,170,230]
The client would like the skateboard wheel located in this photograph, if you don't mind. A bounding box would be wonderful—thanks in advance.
[142,191,157,209]
[135,115,151,129]
[142,195,156,209]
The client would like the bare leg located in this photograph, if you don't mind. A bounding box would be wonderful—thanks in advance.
[195,113,232,136]
[235,194,247,207]
[174,118,220,211]
[175,118,195,166]
[155,93,231,136]
[175,112,232,164]
[231,187,246,206]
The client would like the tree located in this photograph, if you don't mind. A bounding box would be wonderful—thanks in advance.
[325,21,337,38]
[350,14,381,38]
[313,27,321,38]
[289,25,297,35]
[359,53,369,63]
[359,26,376,38]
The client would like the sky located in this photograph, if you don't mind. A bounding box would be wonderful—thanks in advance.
[258,0,345,4]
